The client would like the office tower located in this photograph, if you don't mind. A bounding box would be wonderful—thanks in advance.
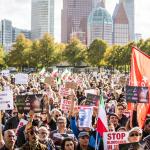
[61,0,99,44]
[87,7,113,45]
[12,27,31,42]
[31,0,54,40]
[113,2,129,45]
[135,33,142,42]
[119,0,135,40]
[0,19,12,50]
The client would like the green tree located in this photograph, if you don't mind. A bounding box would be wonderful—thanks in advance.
[63,37,86,66]
[38,33,56,67]
[87,39,107,66]
[8,34,31,70]
[0,45,5,67]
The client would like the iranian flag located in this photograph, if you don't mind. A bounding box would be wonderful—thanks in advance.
[96,94,108,137]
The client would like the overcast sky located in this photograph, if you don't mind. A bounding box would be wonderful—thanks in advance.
[0,0,150,41]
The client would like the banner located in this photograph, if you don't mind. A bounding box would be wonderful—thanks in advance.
[129,47,150,127]
[126,86,149,103]
[85,93,99,106]
[84,89,97,96]
[79,106,93,128]
[15,94,43,113]
[103,132,128,150]
[0,91,13,110]
[15,73,28,84]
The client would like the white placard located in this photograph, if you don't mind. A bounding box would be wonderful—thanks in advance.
[1,70,10,77]
[103,132,128,150]
[0,91,13,110]
[15,73,28,84]
[79,106,93,128]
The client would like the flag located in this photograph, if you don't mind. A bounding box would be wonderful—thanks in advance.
[130,47,150,128]
[39,67,46,76]
[61,69,71,80]
[96,94,108,137]
[51,68,58,78]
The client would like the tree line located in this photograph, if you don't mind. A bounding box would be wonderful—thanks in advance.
[0,33,150,70]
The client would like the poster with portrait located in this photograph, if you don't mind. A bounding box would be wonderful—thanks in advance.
[79,106,93,128]
[126,86,149,103]
[15,94,44,113]
[85,93,99,106]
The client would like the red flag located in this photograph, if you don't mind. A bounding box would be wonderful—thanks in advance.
[130,47,150,128]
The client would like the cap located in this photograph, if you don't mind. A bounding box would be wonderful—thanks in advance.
[128,127,143,135]
[78,132,89,138]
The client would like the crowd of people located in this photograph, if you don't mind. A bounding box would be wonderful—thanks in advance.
[0,69,149,150]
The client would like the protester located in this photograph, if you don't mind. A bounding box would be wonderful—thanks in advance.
[38,126,55,150]
[0,130,17,150]
[142,118,150,139]
[61,137,76,150]
[19,126,47,150]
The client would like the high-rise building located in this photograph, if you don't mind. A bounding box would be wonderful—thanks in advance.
[12,27,31,42]
[119,0,135,41]
[61,0,99,44]
[87,7,113,45]
[113,2,129,45]
[31,0,55,40]
[0,19,12,50]
[135,33,142,42]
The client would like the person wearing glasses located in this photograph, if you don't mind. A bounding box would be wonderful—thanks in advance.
[19,126,47,150]
[0,130,17,150]
[61,137,76,150]
[38,126,55,150]
[128,127,143,143]
[77,132,94,150]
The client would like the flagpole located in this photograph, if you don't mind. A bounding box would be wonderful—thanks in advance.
[95,131,98,150]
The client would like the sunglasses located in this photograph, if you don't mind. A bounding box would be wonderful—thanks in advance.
[129,133,142,137]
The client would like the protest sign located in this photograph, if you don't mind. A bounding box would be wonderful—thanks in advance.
[1,70,10,77]
[79,107,93,128]
[103,132,128,150]
[65,82,77,89]
[0,91,13,110]
[126,86,149,103]
[85,93,99,106]
[44,77,55,86]
[60,99,75,113]
[15,73,28,84]
[119,142,144,150]
[84,89,97,96]
[15,94,43,113]
[16,119,28,135]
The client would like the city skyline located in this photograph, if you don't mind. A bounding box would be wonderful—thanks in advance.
[0,0,150,42]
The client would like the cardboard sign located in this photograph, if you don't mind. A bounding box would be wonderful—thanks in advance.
[1,70,10,77]
[119,142,144,150]
[65,82,77,89]
[15,94,43,113]
[0,91,13,110]
[126,86,149,103]
[79,107,93,128]
[84,89,97,96]
[44,77,55,86]
[60,99,74,113]
[15,73,28,84]
[85,93,99,106]
[103,132,128,150]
